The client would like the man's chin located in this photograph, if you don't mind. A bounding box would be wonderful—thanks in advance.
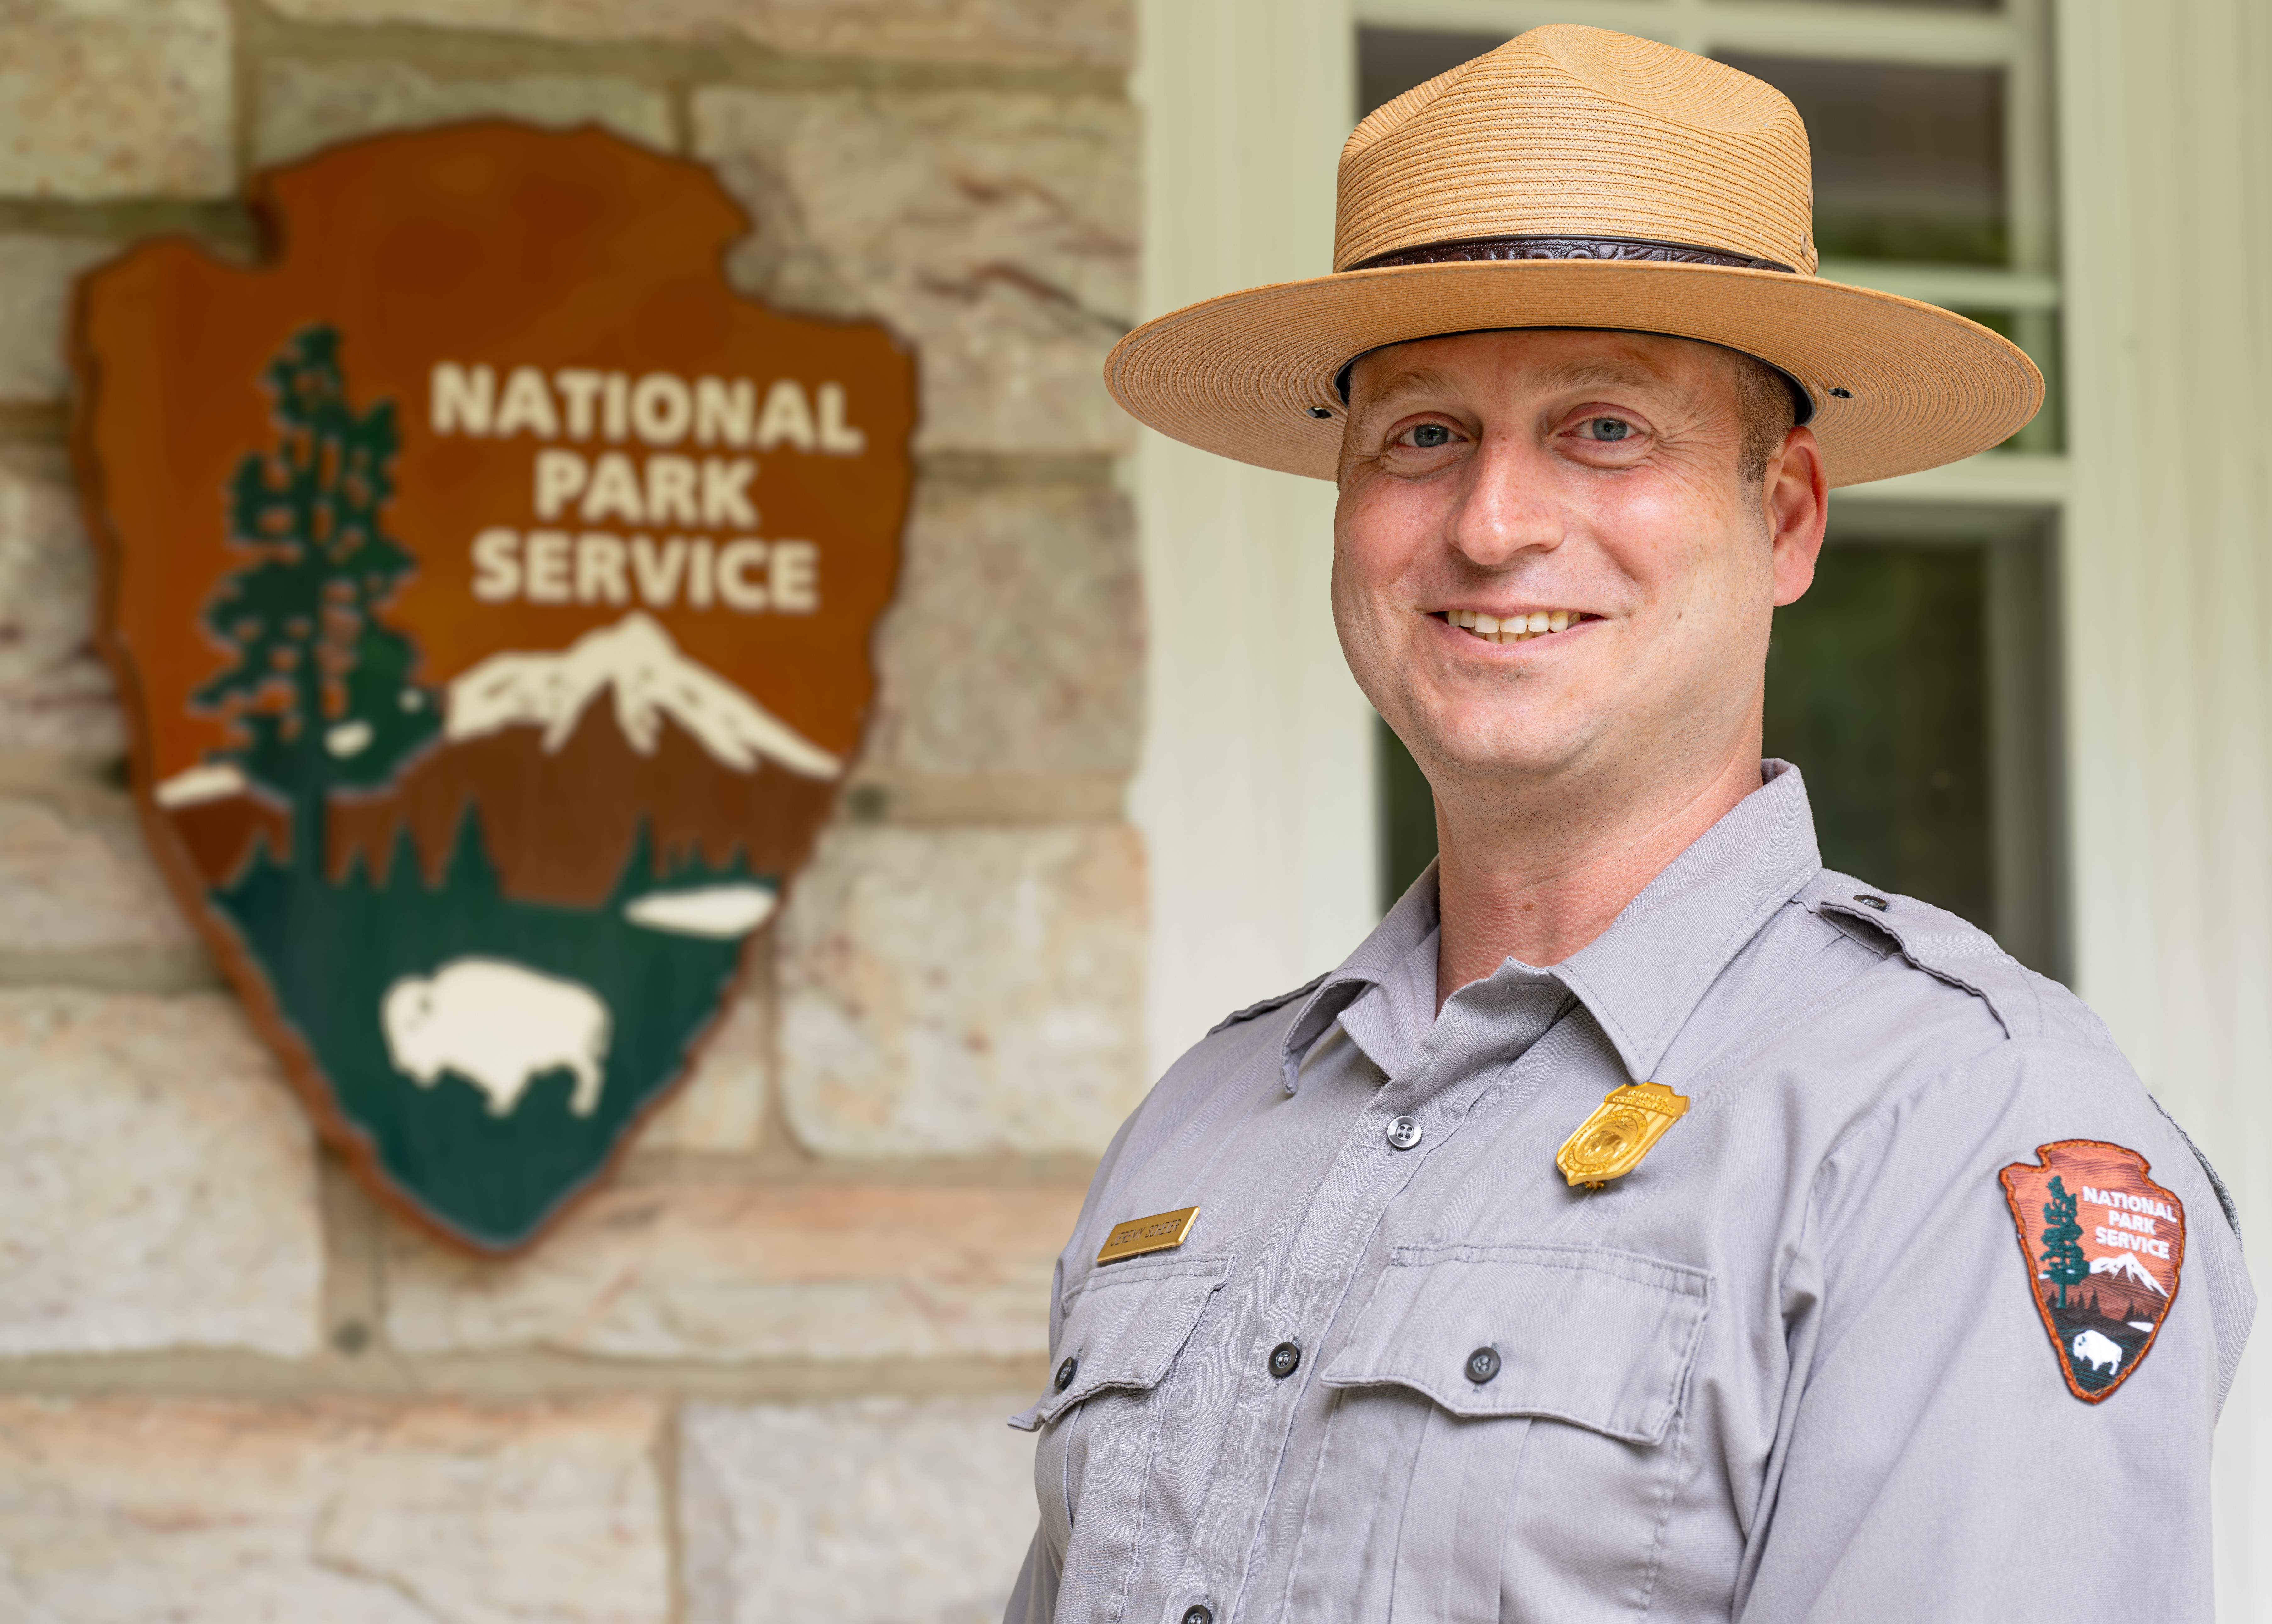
[1405,722,1601,789]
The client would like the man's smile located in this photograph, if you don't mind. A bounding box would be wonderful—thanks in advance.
[1430,607,1602,646]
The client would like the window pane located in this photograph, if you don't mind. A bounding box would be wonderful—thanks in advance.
[1716,53,2008,264]
[1765,543,1994,922]
[1765,517,2065,977]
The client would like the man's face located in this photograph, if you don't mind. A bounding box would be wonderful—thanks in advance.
[1333,328,1825,801]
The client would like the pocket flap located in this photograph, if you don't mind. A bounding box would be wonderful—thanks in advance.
[1008,1252,1235,1431]
[1317,1242,1709,1444]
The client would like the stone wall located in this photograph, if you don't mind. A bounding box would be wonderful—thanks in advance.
[0,2,1138,1617]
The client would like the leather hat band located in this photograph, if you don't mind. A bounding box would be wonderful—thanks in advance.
[1350,234,1799,274]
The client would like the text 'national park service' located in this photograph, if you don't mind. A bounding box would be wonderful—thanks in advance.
[430,361,868,614]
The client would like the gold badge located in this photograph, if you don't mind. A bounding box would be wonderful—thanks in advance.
[1096,1206,1200,1264]
[1555,1083,1690,1190]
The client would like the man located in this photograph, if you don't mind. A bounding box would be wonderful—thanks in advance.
[1005,26,2251,1622]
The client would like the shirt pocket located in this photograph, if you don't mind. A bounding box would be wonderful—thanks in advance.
[1012,1252,1235,1568]
[1320,1241,1710,1440]
[1012,1251,1238,1430]
[1311,1242,1711,1621]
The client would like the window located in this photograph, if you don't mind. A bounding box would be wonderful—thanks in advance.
[1765,508,2064,976]
[1361,0,2068,978]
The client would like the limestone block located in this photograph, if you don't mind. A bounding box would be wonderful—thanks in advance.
[0,1396,668,1622]
[265,0,1129,70]
[385,1182,1079,1360]
[777,823,1147,1155]
[692,87,1137,455]
[636,983,765,1153]
[681,1395,1038,1624]
[0,0,233,199]
[254,57,676,168]
[0,794,198,954]
[0,448,122,757]
[0,988,322,1356]
[0,235,116,403]
[868,482,1141,778]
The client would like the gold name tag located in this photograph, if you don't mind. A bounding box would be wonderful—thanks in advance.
[1555,1082,1690,1190]
[1096,1205,1200,1265]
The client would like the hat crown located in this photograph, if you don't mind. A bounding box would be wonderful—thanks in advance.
[1335,25,1817,276]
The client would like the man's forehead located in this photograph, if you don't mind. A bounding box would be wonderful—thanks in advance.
[1350,330,1718,408]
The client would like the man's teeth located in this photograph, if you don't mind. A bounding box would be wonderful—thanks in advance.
[1448,608,1580,643]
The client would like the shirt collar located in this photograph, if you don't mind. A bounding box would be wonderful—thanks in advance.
[1279,761,1822,1090]
[1277,857,1441,1091]
[1555,760,1822,1080]
[1334,922,1441,1078]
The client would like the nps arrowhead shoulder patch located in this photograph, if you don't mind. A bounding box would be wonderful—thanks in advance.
[72,124,916,1255]
[1999,1141,2185,1402]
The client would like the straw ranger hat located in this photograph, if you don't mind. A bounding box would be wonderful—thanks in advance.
[1106,24,2042,487]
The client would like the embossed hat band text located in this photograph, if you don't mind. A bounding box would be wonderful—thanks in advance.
[1350,235,1799,275]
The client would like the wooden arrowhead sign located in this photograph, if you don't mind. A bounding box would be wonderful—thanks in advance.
[71,123,916,1254]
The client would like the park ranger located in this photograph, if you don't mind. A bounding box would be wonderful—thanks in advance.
[1004,25,2252,1624]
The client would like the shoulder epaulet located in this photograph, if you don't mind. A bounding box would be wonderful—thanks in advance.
[1207,972,1332,1037]
[1804,872,2087,1044]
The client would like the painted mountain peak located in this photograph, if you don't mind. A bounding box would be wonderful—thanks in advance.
[2088,1251,2168,1294]
[446,610,841,778]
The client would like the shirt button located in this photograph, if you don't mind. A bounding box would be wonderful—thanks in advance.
[1053,1356,1078,1392]
[1182,1607,1214,1624]
[1854,893,1889,911]
[1267,1340,1301,1379]
[1466,1346,1501,1384]
[1385,1115,1423,1150]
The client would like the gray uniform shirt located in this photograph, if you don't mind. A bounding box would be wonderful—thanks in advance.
[1004,764,2253,1623]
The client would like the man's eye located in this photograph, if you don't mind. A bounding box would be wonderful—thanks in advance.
[1407,423,1453,448]
[1580,417,1635,441]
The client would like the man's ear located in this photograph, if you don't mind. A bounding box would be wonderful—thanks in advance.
[1766,425,1829,607]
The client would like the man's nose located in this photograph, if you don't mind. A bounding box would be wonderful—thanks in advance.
[1446,430,1562,567]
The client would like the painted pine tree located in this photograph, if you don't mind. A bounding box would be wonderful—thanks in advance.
[194,326,439,870]
[2039,1175,2089,1310]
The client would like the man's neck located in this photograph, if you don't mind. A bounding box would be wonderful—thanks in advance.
[1432,746,1765,1008]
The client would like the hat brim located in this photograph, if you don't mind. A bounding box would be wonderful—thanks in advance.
[1104,258,2044,487]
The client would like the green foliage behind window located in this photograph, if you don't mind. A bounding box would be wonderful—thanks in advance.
[1764,542,1993,927]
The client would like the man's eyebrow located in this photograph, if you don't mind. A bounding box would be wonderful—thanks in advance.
[1356,362,1461,403]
